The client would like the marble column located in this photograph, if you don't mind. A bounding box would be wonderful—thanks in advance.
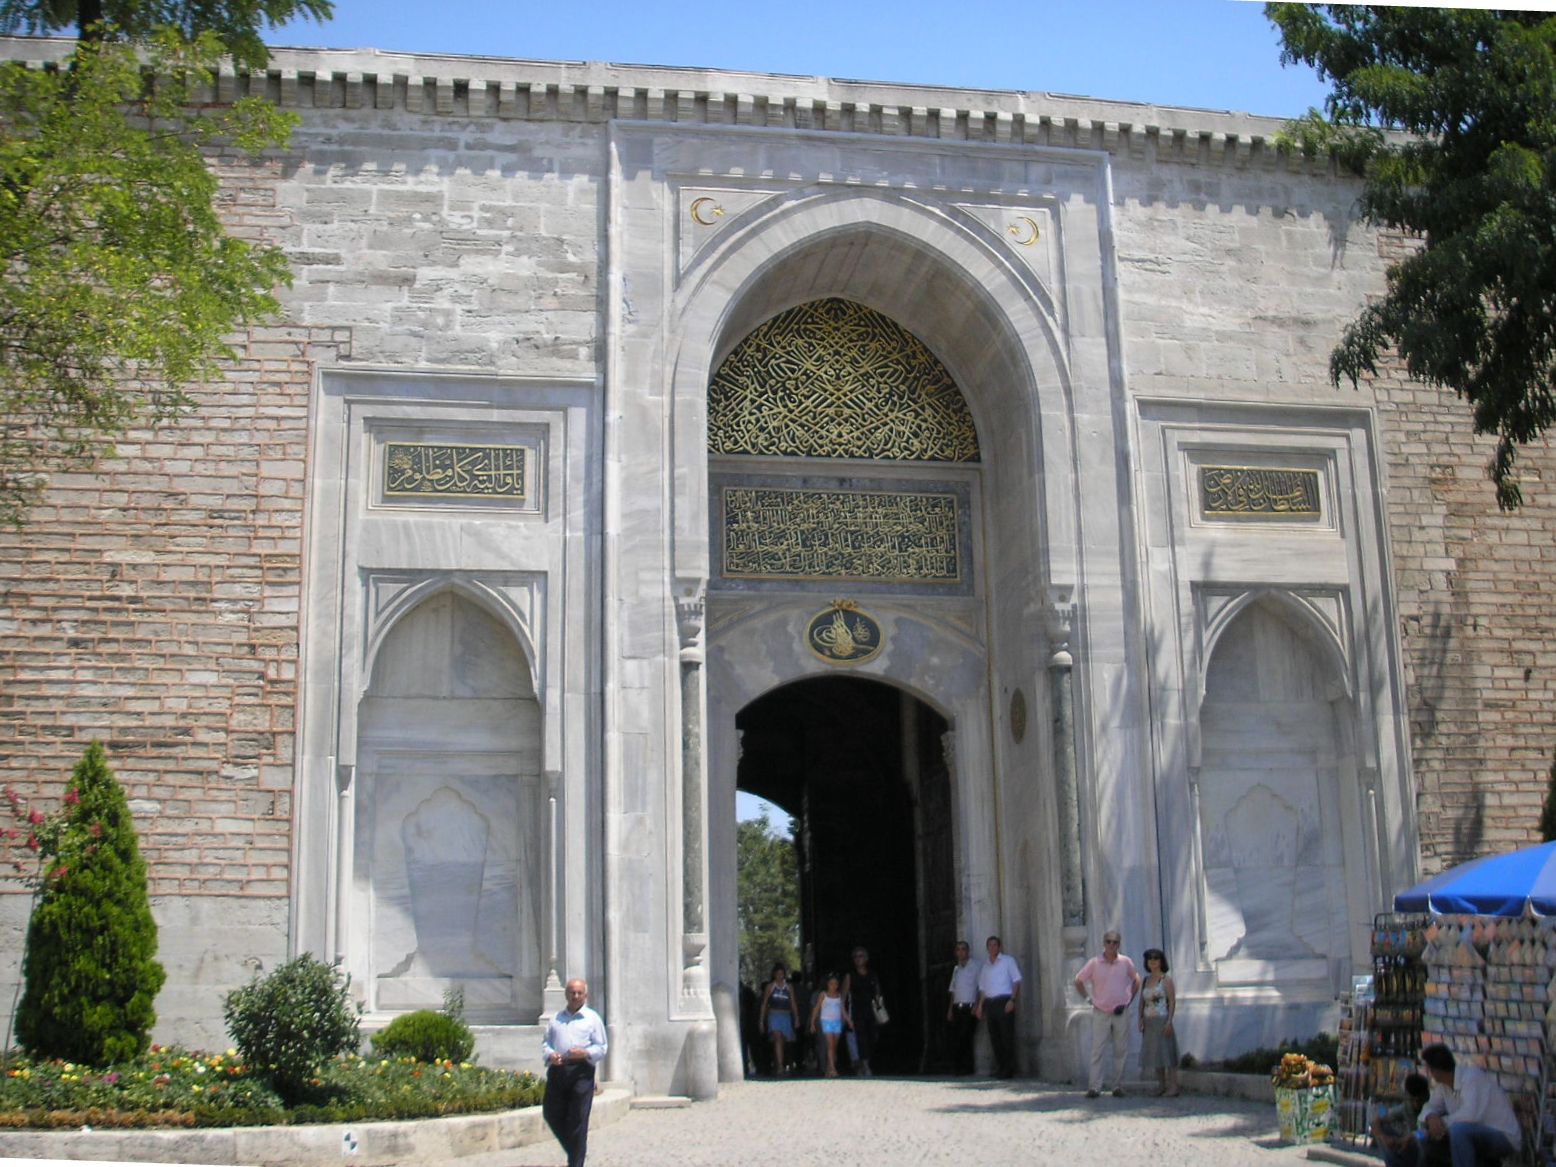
[675,583,710,1008]
[676,582,718,1099]
[1046,589,1085,927]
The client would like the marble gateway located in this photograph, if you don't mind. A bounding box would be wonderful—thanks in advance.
[1,38,1552,1097]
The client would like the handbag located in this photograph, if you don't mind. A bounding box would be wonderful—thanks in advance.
[872,995,890,1026]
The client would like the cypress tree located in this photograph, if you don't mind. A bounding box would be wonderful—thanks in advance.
[15,741,165,1064]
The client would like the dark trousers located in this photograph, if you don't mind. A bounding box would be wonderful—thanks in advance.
[984,996,1016,1077]
[544,1062,596,1167]
[948,1003,978,1074]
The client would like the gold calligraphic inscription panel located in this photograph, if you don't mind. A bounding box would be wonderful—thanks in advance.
[385,443,528,501]
[1199,466,1321,519]
[722,486,961,583]
[708,298,981,462]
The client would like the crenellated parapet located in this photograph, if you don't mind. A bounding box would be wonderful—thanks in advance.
[1,36,1344,174]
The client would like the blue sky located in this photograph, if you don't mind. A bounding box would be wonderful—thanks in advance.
[271,0,1336,120]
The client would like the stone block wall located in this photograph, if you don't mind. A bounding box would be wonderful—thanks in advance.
[265,113,602,376]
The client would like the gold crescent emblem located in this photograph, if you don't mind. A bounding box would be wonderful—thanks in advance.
[689,197,726,226]
[1007,215,1041,246]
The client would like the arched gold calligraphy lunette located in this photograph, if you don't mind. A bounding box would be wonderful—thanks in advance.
[1007,216,1041,246]
[689,197,726,226]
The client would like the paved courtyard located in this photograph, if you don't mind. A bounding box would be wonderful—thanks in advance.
[495,1078,1337,1167]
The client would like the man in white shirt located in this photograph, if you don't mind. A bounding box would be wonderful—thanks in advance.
[542,978,609,1167]
[974,935,1022,1078]
[945,939,982,1075]
[1405,1043,1520,1167]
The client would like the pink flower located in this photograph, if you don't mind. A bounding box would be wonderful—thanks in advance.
[50,865,67,881]
[88,823,103,838]
[63,790,79,806]
[25,834,38,852]
[27,809,44,825]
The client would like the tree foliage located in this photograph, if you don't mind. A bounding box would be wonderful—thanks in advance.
[1267,5,1556,508]
[736,816,800,986]
[15,740,166,1065]
[0,0,331,71]
[0,31,298,526]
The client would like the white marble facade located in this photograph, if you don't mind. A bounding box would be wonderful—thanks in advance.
[0,42,1413,1093]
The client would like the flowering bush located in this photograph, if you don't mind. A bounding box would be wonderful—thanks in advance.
[1271,1051,1336,1090]
[0,1046,543,1128]
[223,955,361,1105]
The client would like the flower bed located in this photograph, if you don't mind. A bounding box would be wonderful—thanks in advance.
[0,1046,543,1129]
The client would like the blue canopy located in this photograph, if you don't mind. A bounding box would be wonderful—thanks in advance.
[1394,840,1556,917]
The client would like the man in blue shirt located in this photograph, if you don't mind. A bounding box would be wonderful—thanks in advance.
[542,978,609,1167]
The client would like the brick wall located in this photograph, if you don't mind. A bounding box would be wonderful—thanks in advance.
[1374,348,1556,873]
[0,325,345,897]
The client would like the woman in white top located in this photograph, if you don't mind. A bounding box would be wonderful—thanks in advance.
[1137,947,1179,1097]
[808,972,851,1078]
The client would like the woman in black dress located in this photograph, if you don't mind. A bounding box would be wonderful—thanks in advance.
[841,946,882,1076]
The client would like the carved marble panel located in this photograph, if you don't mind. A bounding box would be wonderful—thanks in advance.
[950,201,1059,307]
[355,592,544,1019]
[674,184,785,276]
[361,759,542,1015]
[1196,601,1346,982]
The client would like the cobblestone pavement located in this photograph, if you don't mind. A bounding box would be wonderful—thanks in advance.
[495,1078,1326,1167]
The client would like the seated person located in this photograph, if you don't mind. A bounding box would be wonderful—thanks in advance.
[1375,1073,1441,1165]
[1382,1044,1520,1167]
[1374,1072,1431,1147]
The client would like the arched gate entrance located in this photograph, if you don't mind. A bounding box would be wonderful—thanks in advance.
[737,676,956,1073]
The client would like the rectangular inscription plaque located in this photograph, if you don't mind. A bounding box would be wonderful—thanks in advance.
[721,486,961,583]
[1200,466,1321,518]
[385,443,527,501]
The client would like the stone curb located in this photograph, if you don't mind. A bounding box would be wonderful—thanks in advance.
[1304,1148,1380,1167]
[1178,1069,1276,1103]
[0,1086,630,1167]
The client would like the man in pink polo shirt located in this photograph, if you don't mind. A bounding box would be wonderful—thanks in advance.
[1073,929,1141,1098]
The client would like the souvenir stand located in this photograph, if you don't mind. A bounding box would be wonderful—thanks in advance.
[1339,912,1430,1142]
[1334,991,1370,1143]
[1390,840,1556,1165]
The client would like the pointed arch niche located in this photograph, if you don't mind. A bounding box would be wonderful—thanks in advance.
[1193,594,1370,988]
[348,590,544,1021]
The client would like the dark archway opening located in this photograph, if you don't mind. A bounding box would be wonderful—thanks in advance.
[736,675,956,1075]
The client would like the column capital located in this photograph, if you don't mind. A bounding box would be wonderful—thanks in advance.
[675,578,707,661]
[1044,584,1075,666]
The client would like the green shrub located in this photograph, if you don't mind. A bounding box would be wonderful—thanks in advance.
[223,955,361,1104]
[1220,1032,1339,1075]
[371,1010,475,1064]
[15,741,166,1065]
